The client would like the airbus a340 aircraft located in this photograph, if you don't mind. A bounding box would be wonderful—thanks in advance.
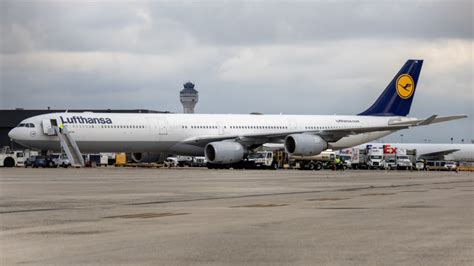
[8,60,467,167]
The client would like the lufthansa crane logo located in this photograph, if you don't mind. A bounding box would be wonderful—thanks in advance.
[396,74,415,99]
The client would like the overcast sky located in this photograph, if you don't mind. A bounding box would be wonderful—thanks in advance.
[1,0,472,143]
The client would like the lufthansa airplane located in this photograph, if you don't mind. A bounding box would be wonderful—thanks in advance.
[8,60,467,166]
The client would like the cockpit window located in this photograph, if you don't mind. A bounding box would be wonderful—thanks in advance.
[16,123,34,128]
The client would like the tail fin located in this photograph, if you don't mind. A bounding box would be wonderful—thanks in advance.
[358,59,423,116]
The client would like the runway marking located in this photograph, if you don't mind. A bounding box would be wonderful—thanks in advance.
[104,212,189,219]
[315,207,370,210]
[0,208,66,214]
[129,180,471,206]
[30,230,108,235]
[361,193,397,196]
[231,204,288,208]
[306,197,350,201]
[400,190,429,193]
[400,205,436,209]
[1,180,470,214]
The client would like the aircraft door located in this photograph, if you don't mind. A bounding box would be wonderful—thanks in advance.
[42,119,57,135]
[157,117,168,135]
[287,119,298,131]
[217,122,224,135]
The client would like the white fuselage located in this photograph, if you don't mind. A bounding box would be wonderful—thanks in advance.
[361,143,474,162]
[9,112,412,155]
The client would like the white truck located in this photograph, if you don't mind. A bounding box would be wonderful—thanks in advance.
[367,148,384,169]
[254,150,286,169]
[396,149,413,170]
[351,146,383,169]
[337,149,352,169]
[0,146,25,167]
[53,153,71,168]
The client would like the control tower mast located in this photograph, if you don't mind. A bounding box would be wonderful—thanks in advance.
[180,82,199,114]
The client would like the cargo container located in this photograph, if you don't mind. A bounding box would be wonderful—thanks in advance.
[115,153,126,166]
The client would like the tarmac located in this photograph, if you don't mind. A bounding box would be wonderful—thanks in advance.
[0,168,473,265]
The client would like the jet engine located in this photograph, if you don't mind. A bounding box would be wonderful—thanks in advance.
[130,152,162,163]
[284,134,328,156]
[205,142,247,164]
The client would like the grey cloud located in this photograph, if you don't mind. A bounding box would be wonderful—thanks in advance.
[1,1,472,54]
[151,1,472,45]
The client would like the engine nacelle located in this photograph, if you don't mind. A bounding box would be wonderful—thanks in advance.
[130,152,162,163]
[205,142,247,164]
[284,134,328,156]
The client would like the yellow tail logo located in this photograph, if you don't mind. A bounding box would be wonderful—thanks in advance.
[396,74,415,99]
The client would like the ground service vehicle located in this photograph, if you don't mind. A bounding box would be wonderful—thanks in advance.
[337,149,352,168]
[24,156,48,168]
[290,150,335,170]
[415,160,425,170]
[395,149,413,170]
[367,148,384,169]
[351,147,383,169]
[0,151,16,167]
[444,161,457,171]
[191,157,207,167]
[396,155,413,170]
[164,157,179,167]
[0,147,27,167]
[53,154,71,168]
[100,154,109,166]
[254,150,285,169]
[425,161,457,171]
[382,158,397,170]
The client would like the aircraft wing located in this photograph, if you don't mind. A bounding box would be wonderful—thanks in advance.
[416,149,461,161]
[388,114,467,126]
[182,125,409,147]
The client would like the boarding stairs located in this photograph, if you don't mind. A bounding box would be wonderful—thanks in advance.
[54,126,84,167]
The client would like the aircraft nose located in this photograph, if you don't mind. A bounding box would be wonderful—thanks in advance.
[8,128,18,140]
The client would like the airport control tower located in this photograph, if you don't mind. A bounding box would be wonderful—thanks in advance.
[180,81,199,113]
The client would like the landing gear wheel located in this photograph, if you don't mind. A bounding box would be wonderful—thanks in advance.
[315,162,323,171]
[3,157,15,168]
[271,161,278,170]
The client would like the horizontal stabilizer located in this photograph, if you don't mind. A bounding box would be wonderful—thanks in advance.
[389,114,467,126]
